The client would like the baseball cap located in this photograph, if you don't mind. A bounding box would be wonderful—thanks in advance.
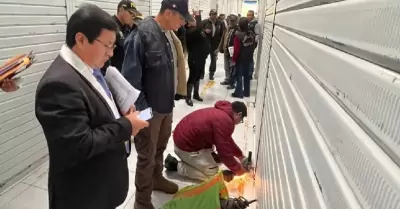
[118,0,142,16]
[162,0,194,22]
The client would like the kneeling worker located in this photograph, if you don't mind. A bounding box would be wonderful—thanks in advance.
[165,100,249,181]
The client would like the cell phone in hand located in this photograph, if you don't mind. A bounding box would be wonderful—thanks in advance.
[139,107,153,121]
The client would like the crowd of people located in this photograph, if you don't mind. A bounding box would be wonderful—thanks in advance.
[1,0,261,208]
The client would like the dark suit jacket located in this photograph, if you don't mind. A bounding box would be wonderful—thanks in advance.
[35,55,132,209]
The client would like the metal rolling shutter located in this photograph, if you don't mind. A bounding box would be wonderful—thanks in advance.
[188,0,200,13]
[198,0,211,14]
[150,0,162,16]
[76,0,151,17]
[254,0,400,208]
[0,0,67,189]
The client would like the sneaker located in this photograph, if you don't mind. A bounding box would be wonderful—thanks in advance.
[164,154,178,171]
[153,176,179,194]
[220,80,229,85]
[227,85,235,90]
[231,93,243,99]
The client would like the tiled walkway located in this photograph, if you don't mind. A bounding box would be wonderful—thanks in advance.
[0,56,257,209]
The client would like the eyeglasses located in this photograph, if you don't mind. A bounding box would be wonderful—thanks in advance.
[95,39,116,50]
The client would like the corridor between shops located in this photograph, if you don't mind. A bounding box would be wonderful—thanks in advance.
[0,55,258,209]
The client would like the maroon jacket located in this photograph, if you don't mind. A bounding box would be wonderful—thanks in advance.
[173,101,244,173]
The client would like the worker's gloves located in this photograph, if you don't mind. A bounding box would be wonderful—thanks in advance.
[222,170,235,182]
[240,157,253,171]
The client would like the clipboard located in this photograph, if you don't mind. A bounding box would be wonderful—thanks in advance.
[0,51,35,82]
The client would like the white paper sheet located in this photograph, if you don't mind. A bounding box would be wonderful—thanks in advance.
[104,66,140,114]
[228,46,234,57]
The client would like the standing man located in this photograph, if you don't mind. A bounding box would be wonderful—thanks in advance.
[35,4,148,209]
[104,0,142,72]
[202,9,223,80]
[246,10,261,79]
[219,14,239,87]
[121,0,193,208]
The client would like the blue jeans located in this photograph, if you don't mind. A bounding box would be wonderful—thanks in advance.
[234,62,251,97]
[249,59,254,77]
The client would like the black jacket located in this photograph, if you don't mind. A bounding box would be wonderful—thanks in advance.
[122,17,175,113]
[107,16,131,71]
[186,15,209,60]
[175,26,186,52]
[236,31,256,63]
[201,18,224,46]
[35,56,132,209]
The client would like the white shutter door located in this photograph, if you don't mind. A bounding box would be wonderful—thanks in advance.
[188,0,199,12]
[76,0,151,17]
[255,0,400,209]
[150,0,162,16]
[198,0,211,14]
[0,0,68,188]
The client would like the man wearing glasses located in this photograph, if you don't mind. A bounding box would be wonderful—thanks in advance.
[35,4,148,209]
[164,100,249,181]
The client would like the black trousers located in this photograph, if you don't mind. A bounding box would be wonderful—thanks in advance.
[188,53,206,84]
[207,42,218,76]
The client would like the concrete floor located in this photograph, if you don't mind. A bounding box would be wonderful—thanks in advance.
[0,55,258,209]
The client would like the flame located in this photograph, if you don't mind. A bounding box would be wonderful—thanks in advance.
[225,173,254,197]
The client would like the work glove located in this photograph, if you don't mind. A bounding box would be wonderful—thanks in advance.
[240,157,253,172]
[222,170,235,182]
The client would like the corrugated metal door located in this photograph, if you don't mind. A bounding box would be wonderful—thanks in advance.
[76,0,151,17]
[0,0,67,189]
[198,0,211,14]
[150,0,162,16]
[255,0,400,208]
[188,0,200,13]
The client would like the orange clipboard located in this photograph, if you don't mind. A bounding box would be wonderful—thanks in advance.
[0,52,35,82]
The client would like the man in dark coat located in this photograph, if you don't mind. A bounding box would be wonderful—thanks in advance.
[201,9,224,80]
[35,4,148,209]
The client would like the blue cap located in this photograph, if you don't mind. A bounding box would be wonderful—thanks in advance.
[162,0,193,21]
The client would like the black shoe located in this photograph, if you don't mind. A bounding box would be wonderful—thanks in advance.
[227,85,235,90]
[220,197,257,209]
[174,94,185,101]
[220,80,229,85]
[209,75,214,80]
[231,93,243,99]
[193,94,203,102]
[164,154,178,171]
[186,98,193,106]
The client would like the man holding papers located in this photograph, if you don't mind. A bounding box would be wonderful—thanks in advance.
[35,4,148,209]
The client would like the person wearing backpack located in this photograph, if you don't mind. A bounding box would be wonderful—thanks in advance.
[247,10,261,79]
[231,17,256,98]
